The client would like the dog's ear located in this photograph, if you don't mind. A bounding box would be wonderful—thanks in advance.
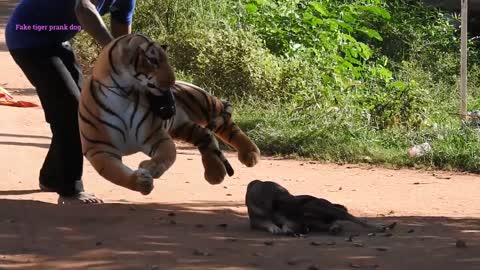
[160,44,169,51]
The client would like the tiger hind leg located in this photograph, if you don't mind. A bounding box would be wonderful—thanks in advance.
[86,150,154,195]
[172,122,232,185]
[139,132,177,179]
[208,102,260,167]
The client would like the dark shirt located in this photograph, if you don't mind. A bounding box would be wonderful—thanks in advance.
[6,0,136,49]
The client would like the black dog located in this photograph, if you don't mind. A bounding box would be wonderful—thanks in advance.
[245,180,395,236]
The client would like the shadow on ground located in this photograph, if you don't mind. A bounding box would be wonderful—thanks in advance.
[0,133,50,149]
[0,133,50,140]
[0,198,478,270]
[0,0,17,52]
[0,0,16,26]
[0,141,49,148]
[3,88,37,96]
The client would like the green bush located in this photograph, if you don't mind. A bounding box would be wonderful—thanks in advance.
[165,28,282,99]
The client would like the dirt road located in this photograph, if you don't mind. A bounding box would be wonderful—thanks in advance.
[1,1,479,269]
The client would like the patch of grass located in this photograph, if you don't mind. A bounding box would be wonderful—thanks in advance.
[232,101,480,172]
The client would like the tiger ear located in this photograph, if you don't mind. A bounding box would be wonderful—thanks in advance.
[160,44,168,51]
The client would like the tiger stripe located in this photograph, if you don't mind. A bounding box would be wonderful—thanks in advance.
[108,35,133,75]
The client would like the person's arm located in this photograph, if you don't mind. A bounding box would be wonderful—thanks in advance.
[74,0,114,47]
[111,19,131,38]
[110,0,136,37]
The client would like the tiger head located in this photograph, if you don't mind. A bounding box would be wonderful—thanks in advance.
[93,34,177,119]
[133,41,175,95]
[133,41,176,119]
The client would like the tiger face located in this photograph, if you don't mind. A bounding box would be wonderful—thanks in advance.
[133,42,176,119]
[133,42,175,95]
[92,34,177,119]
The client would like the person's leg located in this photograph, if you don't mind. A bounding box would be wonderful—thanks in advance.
[55,42,102,203]
[38,132,60,191]
[9,46,101,203]
[51,42,84,195]
[39,112,86,195]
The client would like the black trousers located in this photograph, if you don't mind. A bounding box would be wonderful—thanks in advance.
[9,42,84,196]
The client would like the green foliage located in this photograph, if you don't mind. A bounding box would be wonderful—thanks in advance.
[166,28,283,99]
[72,30,101,75]
[240,0,434,129]
[376,0,459,65]
[133,0,242,36]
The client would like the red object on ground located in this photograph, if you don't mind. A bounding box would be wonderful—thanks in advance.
[0,87,39,107]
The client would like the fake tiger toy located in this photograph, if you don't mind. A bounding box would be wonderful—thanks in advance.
[78,33,260,195]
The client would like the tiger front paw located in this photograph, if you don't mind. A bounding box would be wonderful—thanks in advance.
[132,168,154,195]
[139,160,167,178]
[202,154,227,185]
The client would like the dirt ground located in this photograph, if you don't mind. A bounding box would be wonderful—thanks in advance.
[1,1,480,269]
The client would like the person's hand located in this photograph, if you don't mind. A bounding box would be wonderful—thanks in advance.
[75,0,114,47]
